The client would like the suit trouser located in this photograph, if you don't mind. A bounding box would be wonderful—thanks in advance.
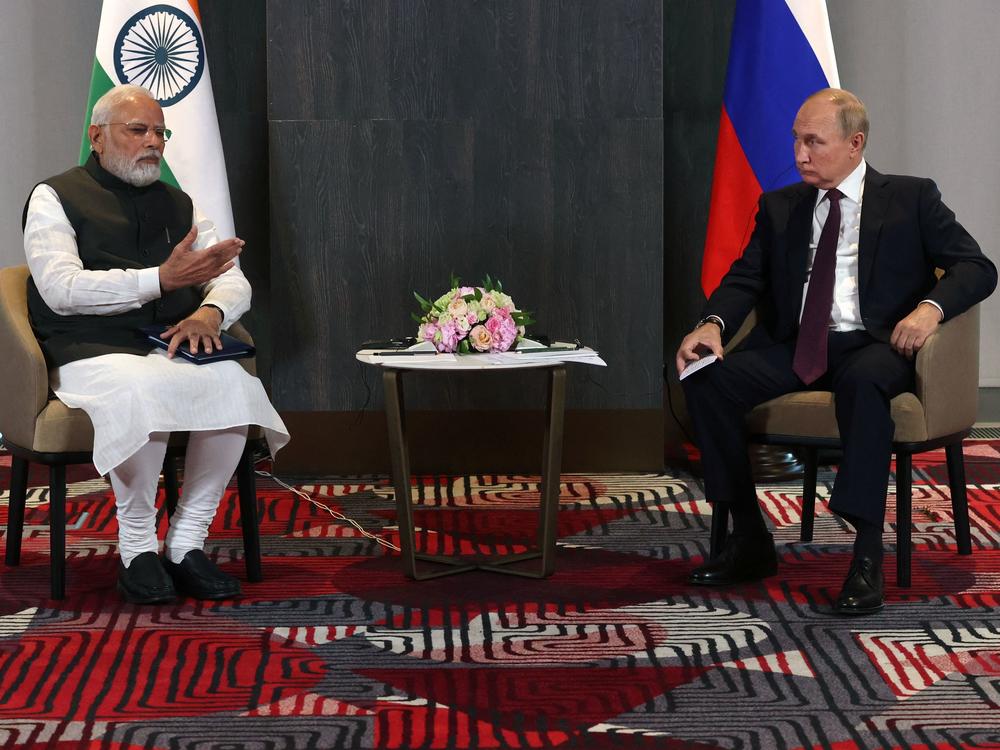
[682,331,914,526]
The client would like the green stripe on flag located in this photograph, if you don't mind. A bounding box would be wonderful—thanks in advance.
[79,60,114,166]
[78,59,180,189]
[157,157,179,189]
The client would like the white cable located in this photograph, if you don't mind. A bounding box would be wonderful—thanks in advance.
[253,467,401,552]
[0,442,402,552]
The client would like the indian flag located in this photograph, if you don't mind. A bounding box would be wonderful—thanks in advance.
[79,0,235,240]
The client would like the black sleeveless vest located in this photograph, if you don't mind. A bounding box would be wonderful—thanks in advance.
[24,153,201,367]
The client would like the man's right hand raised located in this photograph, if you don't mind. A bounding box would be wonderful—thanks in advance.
[158,227,244,292]
[675,321,724,377]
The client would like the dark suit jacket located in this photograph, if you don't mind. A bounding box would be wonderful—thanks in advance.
[703,166,997,347]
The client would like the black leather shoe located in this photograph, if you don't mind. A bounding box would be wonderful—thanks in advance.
[163,549,241,600]
[689,532,778,586]
[118,551,177,604]
[834,556,884,615]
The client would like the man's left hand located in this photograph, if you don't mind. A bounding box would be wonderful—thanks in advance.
[890,302,942,358]
[161,306,224,358]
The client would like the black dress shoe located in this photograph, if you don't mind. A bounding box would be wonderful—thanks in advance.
[834,556,884,615]
[689,532,778,586]
[163,549,241,600]
[118,551,177,604]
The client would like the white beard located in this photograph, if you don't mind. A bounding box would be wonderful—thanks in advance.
[101,149,162,187]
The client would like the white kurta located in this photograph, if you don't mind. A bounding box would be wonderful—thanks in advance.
[24,183,289,476]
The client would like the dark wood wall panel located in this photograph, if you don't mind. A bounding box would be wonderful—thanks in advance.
[661,1,734,456]
[266,0,663,469]
[269,117,662,412]
[268,0,662,121]
[200,0,271,382]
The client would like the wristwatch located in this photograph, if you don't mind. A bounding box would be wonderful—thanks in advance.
[696,315,724,333]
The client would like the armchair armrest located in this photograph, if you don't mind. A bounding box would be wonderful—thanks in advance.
[226,320,257,377]
[723,309,758,354]
[913,305,979,439]
[0,266,49,449]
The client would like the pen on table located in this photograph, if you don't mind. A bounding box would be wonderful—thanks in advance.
[370,351,436,356]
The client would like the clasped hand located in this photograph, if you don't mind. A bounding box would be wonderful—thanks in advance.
[161,306,224,358]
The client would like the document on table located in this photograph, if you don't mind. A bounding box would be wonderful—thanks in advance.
[472,347,606,367]
[356,339,606,368]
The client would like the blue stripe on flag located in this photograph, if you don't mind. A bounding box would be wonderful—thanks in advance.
[723,0,831,191]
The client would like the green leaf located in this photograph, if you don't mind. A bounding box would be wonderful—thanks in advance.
[410,312,423,323]
[459,339,470,353]
[496,277,503,292]
[450,271,461,289]
[474,287,483,301]
[413,291,432,312]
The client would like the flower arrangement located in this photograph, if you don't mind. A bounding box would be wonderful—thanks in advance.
[413,274,534,353]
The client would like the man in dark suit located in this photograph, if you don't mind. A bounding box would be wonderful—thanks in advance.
[675,88,997,614]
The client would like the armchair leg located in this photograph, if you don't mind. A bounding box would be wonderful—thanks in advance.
[945,442,972,556]
[162,453,180,517]
[709,503,730,558]
[800,446,818,542]
[5,456,29,566]
[49,465,67,600]
[895,453,912,588]
[236,445,262,582]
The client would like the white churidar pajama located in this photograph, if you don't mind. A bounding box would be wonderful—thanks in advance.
[108,427,248,565]
[24,184,290,566]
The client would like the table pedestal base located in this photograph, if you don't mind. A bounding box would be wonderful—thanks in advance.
[383,366,566,580]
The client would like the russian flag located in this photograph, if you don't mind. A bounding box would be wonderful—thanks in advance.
[701,0,839,297]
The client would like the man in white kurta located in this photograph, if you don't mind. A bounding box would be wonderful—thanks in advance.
[23,84,288,604]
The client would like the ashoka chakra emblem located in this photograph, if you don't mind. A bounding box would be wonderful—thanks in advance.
[114,4,205,106]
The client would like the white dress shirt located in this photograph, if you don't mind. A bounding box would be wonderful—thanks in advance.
[23,183,250,328]
[801,159,866,331]
[704,158,942,336]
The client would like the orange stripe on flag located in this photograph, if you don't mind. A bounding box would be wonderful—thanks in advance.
[187,0,200,20]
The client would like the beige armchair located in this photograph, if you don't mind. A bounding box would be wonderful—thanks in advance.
[710,306,979,587]
[0,264,264,599]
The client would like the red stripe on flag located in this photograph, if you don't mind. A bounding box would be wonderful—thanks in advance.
[701,107,763,297]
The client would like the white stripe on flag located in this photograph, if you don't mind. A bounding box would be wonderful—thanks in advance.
[785,0,840,87]
[91,0,235,240]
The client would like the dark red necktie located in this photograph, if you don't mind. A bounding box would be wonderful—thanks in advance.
[793,188,843,385]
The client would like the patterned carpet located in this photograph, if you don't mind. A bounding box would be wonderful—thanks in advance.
[1,441,999,749]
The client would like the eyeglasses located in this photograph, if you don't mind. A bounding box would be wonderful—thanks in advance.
[101,122,172,142]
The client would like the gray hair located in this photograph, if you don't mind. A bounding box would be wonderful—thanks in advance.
[90,84,158,125]
[808,87,870,149]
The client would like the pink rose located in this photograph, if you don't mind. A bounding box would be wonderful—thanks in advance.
[469,325,492,352]
[447,296,469,319]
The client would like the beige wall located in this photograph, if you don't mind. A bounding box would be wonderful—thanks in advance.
[0,0,100,268]
[829,1,1000,385]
